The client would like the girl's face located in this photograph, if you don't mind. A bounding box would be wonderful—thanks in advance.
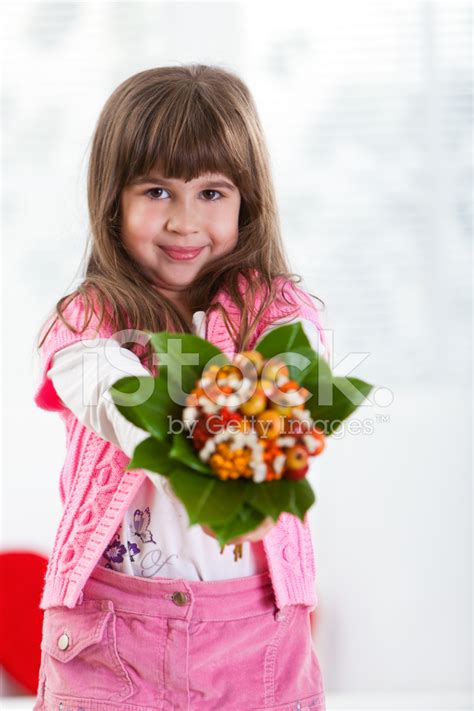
[120,171,241,301]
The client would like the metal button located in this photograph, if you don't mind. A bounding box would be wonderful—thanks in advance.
[57,632,70,651]
[171,591,188,606]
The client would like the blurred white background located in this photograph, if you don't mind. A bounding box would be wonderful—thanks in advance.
[1,0,472,707]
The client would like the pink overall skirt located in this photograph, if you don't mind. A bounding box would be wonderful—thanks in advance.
[34,563,326,710]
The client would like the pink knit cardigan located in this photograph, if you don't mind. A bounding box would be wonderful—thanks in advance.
[34,272,328,612]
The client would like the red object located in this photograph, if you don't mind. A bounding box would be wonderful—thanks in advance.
[284,464,310,480]
[0,550,48,694]
[206,407,242,434]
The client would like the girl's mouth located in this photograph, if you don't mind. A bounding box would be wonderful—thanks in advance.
[160,246,205,261]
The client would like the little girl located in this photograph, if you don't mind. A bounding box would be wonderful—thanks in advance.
[33,64,329,711]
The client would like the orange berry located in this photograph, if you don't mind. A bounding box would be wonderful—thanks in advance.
[255,409,283,439]
[262,360,289,382]
[240,387,267,416]
[236,350,264,375]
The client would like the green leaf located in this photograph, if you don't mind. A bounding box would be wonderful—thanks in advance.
[207,504,266,548]
[308,376,374,435]
[169,432,215,477]
[149,332,230,395]
[246,477,315,523]
[254,323,332,389]
[168,465,249,526]
[298,351,333,417]
[126,436,174,475]
[254,322,313,358]
[110,375,180,442]
[289,346,332,388]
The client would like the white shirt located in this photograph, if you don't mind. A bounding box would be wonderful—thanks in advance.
[47,311,326,581]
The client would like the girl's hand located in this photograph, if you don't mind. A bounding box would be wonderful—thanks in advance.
[200,515,276,545]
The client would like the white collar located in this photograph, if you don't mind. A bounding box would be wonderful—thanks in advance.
[191,310,206,337]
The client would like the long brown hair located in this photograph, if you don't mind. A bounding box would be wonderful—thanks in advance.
[37,64,324,368]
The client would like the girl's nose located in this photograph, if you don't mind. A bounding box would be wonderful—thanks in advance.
[166,202,200,235]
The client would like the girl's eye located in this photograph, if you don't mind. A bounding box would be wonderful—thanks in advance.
[146,187,169,200]
[145,188,223,201]
[201,189,222,201]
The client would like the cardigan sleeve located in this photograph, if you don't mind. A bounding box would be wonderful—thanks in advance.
[46,337,150,458]
[34,292,117,412]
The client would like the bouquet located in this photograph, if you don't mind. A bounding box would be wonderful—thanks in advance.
[110,323,373,560]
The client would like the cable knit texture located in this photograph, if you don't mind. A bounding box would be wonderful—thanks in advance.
[34,270,328,612]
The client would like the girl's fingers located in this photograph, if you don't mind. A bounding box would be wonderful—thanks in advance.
[200,524,217,539]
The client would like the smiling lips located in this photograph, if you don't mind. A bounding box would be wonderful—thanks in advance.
[160,246,206,261]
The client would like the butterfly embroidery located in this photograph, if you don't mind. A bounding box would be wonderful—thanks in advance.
[129,507,157,544]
